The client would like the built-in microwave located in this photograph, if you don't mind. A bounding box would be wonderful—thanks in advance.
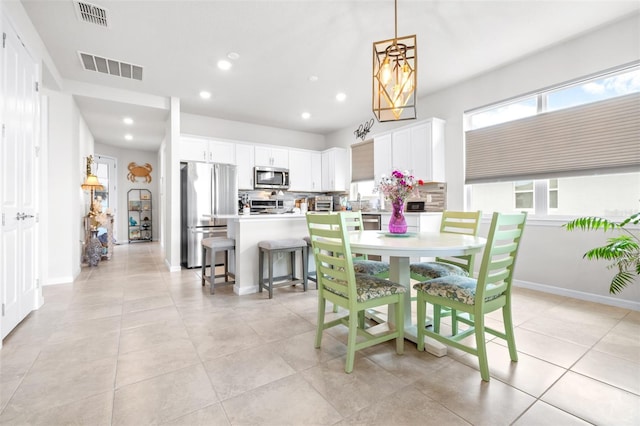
[254,166,290,190]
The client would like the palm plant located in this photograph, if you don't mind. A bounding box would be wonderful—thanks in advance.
[564,212,640,294]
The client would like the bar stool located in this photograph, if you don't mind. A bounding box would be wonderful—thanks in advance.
[258,238,308,299]
[201,237,235,294]
[303,236,317,287]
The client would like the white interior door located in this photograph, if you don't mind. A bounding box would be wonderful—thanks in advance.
[95,155,118,241]
[1,21,39,340]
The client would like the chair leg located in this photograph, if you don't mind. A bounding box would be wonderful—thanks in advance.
[433,303,442,334]
[268,251,274,299]
[290,251,296,283]
[210,249,216,295]
[357,310,365,330]
[451,309,458,335]
[201,246,207,287]
[474,315,490,381]
[503,304,519,362]
[315,296,326,349]
[224,249,229,281]
[416,293,426,352]
[258,248,264,293]
[345,311,358,373]
[302,246,308,291]
[395,297,404,355]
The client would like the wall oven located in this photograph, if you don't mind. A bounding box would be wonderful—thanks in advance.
[254,166,289,190]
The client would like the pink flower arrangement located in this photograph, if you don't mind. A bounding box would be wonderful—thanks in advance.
[375,170,424,203]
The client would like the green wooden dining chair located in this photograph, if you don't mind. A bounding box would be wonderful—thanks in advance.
[414,212,527,381]
[306,212,406,373]
[410,210,482,333]
[345,211,390,278]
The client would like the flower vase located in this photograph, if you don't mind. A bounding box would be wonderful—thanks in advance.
[388,200,407,234]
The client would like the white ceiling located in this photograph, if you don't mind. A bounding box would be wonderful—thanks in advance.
[20,0,640,151]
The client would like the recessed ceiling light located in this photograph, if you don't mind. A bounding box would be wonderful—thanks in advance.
[227,52,240,60]
[123,117,133,125]
[301,112,311,120]
[308,75,319,82]
[124,134,133,141]
[200,91,212,99]
[217,60,232,70]
[336,92,347,102]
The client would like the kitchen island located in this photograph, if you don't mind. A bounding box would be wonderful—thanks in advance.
[222,211,443,296]
[225,213,311,295]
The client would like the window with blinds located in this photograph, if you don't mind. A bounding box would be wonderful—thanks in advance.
[465,64,640,217]
[465,92,640,184]
[350,139,374,182]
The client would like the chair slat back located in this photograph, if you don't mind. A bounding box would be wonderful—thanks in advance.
[476,212,527,302]
[437,210,483,273]
[306,212,357,301]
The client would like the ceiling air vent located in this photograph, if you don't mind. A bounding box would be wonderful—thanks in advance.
[79,52,143,81]
[74,1,109,27]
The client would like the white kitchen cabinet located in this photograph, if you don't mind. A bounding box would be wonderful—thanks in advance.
[289,149,322,192]
[180,136,235,164]
[310,152,322,191]
[373,118,445,183]
[321,147,347,192]
[254,146,289,168]
[374,133,392,181]
[235,144,255,190]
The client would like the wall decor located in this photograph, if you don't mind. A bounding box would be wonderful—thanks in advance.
[127,162,153,183]
[354,118,374,141]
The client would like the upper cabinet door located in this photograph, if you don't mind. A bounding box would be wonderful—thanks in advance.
[254,146,289,168]
[374,134,392,181]
[391,128,411,173]
[321,148,347,192]
[379,118,446,182]
[209,140,235,164]
[288,149,312,191]
[181,137,209,162]
[235,144,255,190]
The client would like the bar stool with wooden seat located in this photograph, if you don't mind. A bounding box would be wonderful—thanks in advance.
[201,237,235,294]
[258,238,308,298]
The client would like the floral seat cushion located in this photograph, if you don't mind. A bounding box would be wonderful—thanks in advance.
[413,275,501,305]
[409,261,468,280]
[353,259,390,276]
[325,273,406,303]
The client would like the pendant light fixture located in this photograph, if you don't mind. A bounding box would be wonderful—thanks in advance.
[373,0,417,122]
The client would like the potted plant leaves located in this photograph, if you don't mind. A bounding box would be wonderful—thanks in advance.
[564,212,640,294]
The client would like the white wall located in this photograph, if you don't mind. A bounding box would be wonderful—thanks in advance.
[328,13,640,308]
[181,113,326,151]
[45,90,94,284]
[94,143,160,244]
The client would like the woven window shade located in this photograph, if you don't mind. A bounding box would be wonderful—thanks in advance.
[351,140,374,182]
[465,92,640,184]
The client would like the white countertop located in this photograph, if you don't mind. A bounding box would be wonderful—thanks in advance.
[215,211,442,221]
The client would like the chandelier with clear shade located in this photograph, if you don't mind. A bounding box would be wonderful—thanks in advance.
[372,0,417,122]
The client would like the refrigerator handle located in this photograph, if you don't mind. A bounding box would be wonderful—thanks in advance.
[212,163,218,217]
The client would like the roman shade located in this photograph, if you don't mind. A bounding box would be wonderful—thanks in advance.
[465,92,640,184]
[351,139,374,182]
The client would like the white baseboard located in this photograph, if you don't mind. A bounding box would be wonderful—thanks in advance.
[44,277,74,286]
[514,279,640,311]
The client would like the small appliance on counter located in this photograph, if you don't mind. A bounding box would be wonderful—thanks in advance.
[314,196,333,211]
[406,200,427,212]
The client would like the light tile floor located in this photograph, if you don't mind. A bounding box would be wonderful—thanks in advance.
[1,242,638,425]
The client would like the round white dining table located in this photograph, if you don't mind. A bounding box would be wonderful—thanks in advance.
[348,230,486,356]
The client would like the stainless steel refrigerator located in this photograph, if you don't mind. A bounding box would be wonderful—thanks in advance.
[181,162,238,268]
